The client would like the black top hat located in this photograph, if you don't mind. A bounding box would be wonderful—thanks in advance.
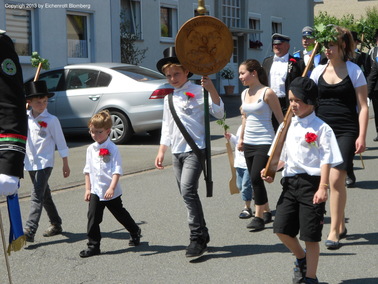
[272,33,290,44]
[156,47,193,77]
[289,77,318,106]
[25,81,54,99]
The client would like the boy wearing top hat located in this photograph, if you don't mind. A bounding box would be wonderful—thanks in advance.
[154,47,224,257]
[262,77,342,284]
[23,80,70,242]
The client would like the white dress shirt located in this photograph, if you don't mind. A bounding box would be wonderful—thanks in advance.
[24,109,69,171]
[269,112,343,177]
[160,80,224,154]
[269,53,289,98]
[83,137,123,201]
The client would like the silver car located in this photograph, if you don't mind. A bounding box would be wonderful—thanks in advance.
[27,63,173,144]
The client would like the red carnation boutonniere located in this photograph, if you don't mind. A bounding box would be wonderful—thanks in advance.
[184,92,195,99]
[288,58,297,73]
[305,132,318,147]
[99,148,111,163]
[183,92,195,115]
[38,121,48,128]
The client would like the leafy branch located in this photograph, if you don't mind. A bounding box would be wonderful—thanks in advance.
[30,51,50,81]
[216,112,229,133]
[31,51,50,70]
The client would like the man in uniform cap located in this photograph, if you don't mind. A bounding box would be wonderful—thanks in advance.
[263,33,305,130]
[0,30,28,253]
[294,26,327,72]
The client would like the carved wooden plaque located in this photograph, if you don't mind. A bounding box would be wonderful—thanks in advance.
[175,16,233,76]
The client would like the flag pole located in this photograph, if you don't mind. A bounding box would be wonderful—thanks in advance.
[0,208,13,284]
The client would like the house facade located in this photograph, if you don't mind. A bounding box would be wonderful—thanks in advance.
[1,0,314,94]
[314,0,378,18]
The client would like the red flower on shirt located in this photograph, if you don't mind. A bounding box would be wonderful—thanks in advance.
[38,121,47,128]
[99,148,110,156]
[184,92,195,99]
[289,58,297,63]
[305,132,318,147]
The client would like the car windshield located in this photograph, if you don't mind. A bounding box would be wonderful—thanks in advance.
[112,66,165,82]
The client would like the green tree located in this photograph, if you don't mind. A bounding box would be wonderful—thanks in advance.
[314,7,378,49]
[120,10,148,65]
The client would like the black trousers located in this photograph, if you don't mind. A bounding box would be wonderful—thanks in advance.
[372,94,378,133]
[87,194,139,248]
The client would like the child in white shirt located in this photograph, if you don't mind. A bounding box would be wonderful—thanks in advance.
[79,110,141,258]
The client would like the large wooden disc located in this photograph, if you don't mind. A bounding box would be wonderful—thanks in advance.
[175,16,233,76]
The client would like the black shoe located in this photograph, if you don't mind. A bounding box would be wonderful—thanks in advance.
[293,257,307,284]
[300,277,319,284]
[246,217,265,230]
[325,239,340,250]
[79,247,101,258]
[239,208,253,219]
[339,228,347,239]
[263,211,272,224]
[345,177,356,188]
[185,239,207,257]
[129,228,141,246]
[23,228,35,243]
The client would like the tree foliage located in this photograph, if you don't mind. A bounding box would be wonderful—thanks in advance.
[314,7,378,49]
[120,10,148,65]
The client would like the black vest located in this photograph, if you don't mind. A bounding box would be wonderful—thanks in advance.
[0,33,27,178]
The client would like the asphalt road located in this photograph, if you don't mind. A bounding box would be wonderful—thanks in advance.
[1,96,378,284]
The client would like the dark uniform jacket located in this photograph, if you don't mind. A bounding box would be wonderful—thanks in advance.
[0,33,27,178]
[262,54,305,111]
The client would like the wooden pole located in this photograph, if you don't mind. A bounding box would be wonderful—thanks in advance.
[263,42,320,179]
[33,62,42,82]
[0,209,13,284]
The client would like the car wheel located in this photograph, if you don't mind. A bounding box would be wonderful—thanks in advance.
[109,111,133,144]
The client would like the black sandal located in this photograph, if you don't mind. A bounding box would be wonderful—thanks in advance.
[79,247,100,258]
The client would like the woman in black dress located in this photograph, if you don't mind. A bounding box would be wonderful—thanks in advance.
[310,26,368,249]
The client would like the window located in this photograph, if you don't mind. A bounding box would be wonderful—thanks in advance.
[37,70,65,92]
[221,0,241,28]
[67,14,89,59]
[160,6,177,39]
[121,0,142,39]
[65,69,109,90]
[5,8,33,56]
[272,21,282,35]
[249,16,262,49]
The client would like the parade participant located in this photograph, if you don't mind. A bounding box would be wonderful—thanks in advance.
[262,33,305,130]
[0,30,28,254]
[368,60,378,142]
[154,47,224,257]
[311,25,368,250]
[368,30,378,142]
[237,59,284,230]
[225,124,254,219]
[262,77,342,284]
[79,110,141,258]
[23,80,70,242]
[293,26,327,73]
[345,31,370,187]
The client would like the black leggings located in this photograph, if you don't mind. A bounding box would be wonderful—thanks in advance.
[244,144,270,206]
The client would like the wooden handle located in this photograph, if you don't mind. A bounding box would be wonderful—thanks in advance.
[263,42,320,179]
[33,62,42,82]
